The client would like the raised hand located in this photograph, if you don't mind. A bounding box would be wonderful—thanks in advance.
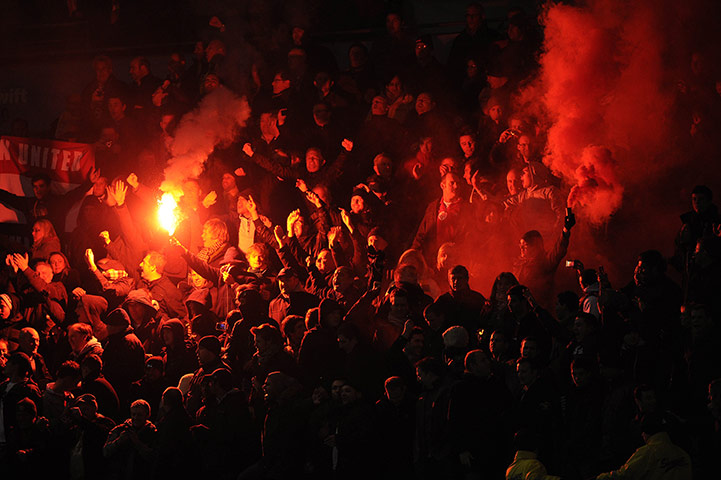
[126,173,139,190]
[286,210,300,237]
[295,179,308,193]
[202,191,218,209]
[106,181,128,207]
[242,143,254,158]
[341,138,353,152]
[234,167,246,177]
[12,252,29,272]
[564,208,576,232]
[99,230,111,245]
[305,190,321,208]
[247,195,258,220]
[274,225,286,249]
[84,248,96,271]
[340,208,354,234]
[328,226,341,248]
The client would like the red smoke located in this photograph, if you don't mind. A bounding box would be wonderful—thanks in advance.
[162,86,251,194]
[523,0,680,224]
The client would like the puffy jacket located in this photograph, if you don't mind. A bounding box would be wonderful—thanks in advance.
[596,432,691,480]
[506,450,560,480]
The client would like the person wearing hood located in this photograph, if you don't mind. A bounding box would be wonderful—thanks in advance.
[160,318,198,386]
[68,322,104,366]
[101,308,146,412]
[123,289,162,353]
[298,298,343,387]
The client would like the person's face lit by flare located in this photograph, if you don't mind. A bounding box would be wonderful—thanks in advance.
[49,254,66,275]
[488,104,502,122]
[459,135,475,158]
[517,136,531,161]
[506,169,522,195]
[32,179,50,200]
[415,93,433,116]
[350,195,365,214]
[315,250,334,274]
[305,149,324,173]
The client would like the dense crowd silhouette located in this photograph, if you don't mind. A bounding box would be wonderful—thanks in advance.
[1,2,720,479]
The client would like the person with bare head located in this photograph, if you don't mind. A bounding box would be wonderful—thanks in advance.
[434,265,487,343]
[412,171,469,263]
[17,327,51,389]
[137,250,186,319]
[128,56,161,110]
[447,3,499,86]
[103,399,158,479]
[82,55,127,122]
[0,166,99,234]
[370,10,416,81]
[7,253,68,332]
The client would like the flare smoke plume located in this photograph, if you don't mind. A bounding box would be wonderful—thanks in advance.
[521,0,699,224]
[161,86,251,193]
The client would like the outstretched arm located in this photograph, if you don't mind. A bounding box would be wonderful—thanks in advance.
[244,143,298,180]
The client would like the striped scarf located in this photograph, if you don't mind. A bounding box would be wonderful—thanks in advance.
[198,240,226,263]
[102,269,128,281]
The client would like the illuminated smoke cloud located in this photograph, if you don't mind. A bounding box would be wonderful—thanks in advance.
[161,86,251,194]
[521,0,683,224]
[567,146,623,224]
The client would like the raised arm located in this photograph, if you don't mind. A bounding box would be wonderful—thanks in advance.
[0,187,30,214]
[59,166,98,208]
[243,143,298,180]
[170,237,222,286]
[107,181,147,259]
[14,253,67,324]
[547,210,575,271]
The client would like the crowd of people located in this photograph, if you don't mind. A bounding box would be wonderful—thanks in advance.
[1,2,721,479]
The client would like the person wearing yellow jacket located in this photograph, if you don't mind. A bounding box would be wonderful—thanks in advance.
[506,429,561,480]
[596,413,691,480]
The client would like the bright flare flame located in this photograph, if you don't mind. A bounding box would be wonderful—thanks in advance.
[157,193,179,235]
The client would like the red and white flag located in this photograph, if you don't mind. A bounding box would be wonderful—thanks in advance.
[0,136,95,230]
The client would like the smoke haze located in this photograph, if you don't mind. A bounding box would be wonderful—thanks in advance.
[161,86,251,194]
